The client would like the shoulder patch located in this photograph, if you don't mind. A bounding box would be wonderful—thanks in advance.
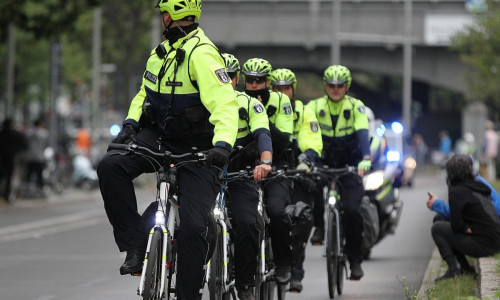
[214,68,230,84]
[357,106,366,114]
[283,102,293,115]
[252,102,265,114]
[310,121,319,132]
[144,71,158,84]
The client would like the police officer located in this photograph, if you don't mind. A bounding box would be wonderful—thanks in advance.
[221,53,272,300]
[97,1,239,299]
[307,65,371,280]
[241,58,294,283]
[270,68,322,292]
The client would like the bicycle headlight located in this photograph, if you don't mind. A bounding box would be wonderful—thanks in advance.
[213,207,221,216]
[328,196,337,206]
[155,211,165,225]
[363,170,384,191]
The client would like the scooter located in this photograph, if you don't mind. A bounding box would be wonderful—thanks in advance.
[72,153,98,190]
[361,159,404,259]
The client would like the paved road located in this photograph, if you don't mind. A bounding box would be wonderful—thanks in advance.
[0,172,446,300]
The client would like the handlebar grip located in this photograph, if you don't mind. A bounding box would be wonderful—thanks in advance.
[108,143,130,150]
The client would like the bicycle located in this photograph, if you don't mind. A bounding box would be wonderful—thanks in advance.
[207,168,252,300]
[254,168,306,300]
[312,166,357,299]
[108,143,207,300]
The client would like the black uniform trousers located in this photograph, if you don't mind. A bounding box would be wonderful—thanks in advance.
[263,177,292,267]
[338,173,365,262]
[290,180,314,280]
[227,179,261,288]
[98,127,219,300]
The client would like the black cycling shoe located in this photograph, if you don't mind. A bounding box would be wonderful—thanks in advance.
[119,249,145,275]
[275,266,292,284]
[349,260,364,280]
[289,278,303,293]
[435,269,460,282]
[310,227,324,245]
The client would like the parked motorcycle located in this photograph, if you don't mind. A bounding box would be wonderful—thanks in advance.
[361,160,404,259]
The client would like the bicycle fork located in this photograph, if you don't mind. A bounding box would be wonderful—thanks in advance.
[138,181,177,297]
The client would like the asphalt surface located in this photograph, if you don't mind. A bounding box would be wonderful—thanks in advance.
[1,171,495,299]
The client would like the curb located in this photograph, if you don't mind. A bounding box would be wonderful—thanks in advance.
[479,257,499,299]
[417,248,444,298]
[419,248,499,299]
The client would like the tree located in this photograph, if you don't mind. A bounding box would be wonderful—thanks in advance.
[0,0,100,41]
[452,0,500,109]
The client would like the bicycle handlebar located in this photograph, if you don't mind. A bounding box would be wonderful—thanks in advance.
[108,143,206,161]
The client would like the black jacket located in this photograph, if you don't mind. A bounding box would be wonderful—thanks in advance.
[449,180,500,251]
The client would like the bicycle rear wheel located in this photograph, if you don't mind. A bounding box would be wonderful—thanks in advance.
[209,224,225,300]
[143,229,163,300]
[326,210,338,299]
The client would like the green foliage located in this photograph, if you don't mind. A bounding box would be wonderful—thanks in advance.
[0,0,100,41]
[451,1,500,107]
[428,274,479,299]
[0,0,156,115]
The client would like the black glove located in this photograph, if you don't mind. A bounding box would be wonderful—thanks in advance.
[206,146,230,168]
[112,124,137,144]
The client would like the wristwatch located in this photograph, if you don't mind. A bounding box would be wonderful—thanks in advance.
[260,159,272,165]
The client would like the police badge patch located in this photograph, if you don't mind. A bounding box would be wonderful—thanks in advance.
[283,103,292,115]
[144,71,158,84]
[253,102,265,114]
[215,68,230,83]
[310,122,319,132]
[357,106,366,113]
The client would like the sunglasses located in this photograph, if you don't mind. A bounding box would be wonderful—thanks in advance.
[227,72,238,79]
[245,77,266,84]
[328,83,346,88]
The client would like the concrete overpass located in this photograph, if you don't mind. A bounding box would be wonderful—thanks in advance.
[201,0,476,94]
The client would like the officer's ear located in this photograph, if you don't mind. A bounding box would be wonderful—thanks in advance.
[266,79,271,88]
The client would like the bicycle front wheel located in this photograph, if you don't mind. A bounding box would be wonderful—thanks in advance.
[326,210,338,299]
[143,229,163,300]
[209,224,225,300]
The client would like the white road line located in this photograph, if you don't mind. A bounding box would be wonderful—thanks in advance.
[0,209,104,236]
[0,218,103,243]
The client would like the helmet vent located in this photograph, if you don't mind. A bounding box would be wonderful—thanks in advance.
[174,4,183,11]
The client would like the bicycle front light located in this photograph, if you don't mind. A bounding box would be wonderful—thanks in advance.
[155,211,165,225]
[328,196,337,206]
[363,170,384,191]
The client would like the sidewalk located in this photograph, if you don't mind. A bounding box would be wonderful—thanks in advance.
[418,248,499,299]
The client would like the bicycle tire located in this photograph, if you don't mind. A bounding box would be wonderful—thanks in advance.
[277,282,287,300]
[143,229,163,300]
[326,210,338,299]
[209,224,224,300]
[336,219,346,296]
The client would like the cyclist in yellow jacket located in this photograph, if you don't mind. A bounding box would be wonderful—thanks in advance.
[307,65,371,280]
[241,58,295,284]
[97,1,239,299]
[270,68,323,293]
[221,53,272,300]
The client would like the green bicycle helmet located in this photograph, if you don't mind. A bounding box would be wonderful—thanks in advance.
[221,53,240,76]
[270,68,297,89]
[323,65,352,88]
[156,0,202,21]
[242,58,273,79]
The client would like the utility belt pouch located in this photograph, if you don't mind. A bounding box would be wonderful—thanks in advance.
[184,106,212,136]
